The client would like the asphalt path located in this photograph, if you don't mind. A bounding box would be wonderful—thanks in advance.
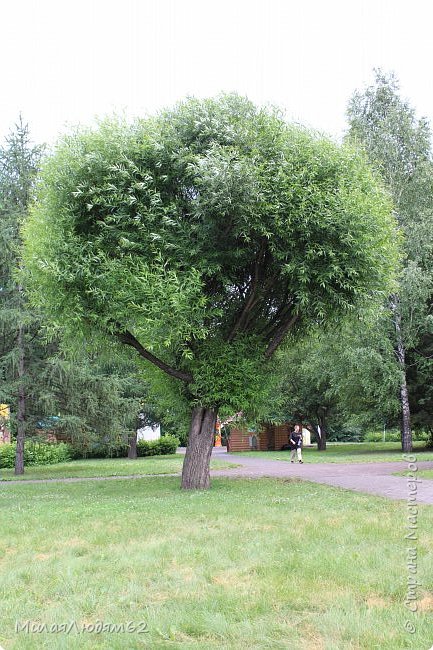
[210,448,433,504]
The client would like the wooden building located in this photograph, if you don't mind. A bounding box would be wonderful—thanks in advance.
[227,423,294,452]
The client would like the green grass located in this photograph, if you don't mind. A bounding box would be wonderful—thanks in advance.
[416,469,433,479]
[0,455,239,481]
[231,441,433,464]
[1,477,432,649]
[394,469,433,480]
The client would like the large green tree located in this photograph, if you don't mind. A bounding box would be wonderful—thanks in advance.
[23,95,398,488]
[0,117,44,474]
[347,71,433,450]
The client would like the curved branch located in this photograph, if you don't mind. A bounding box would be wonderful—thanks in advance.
[116,329,193,383]
[226,242,267,342]
[264,314,299,359]
[259,296,294,339]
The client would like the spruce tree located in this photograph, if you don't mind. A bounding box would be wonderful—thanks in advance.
[0,117,44,473]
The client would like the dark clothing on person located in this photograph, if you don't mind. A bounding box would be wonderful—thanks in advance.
[290,431,302,450]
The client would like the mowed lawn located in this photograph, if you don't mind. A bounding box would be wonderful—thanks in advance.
[232,441,433,464]
[1,477,433,649]
[0,455,239,481]
[395,469,433,480]
[416,470,433,479]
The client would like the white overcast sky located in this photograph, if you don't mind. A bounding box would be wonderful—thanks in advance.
[1,0,433,146]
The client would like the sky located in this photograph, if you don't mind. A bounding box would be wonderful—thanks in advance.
[1,0,433,146]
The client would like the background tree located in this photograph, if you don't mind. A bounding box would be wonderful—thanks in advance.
[38,348,154,458]
[0,119,150,471]
[0,117,44,474]
[278,308,400,450]
[23,95,398,489]
[277,333,338,450]
[331,313,401,433]
[347,70,433,451]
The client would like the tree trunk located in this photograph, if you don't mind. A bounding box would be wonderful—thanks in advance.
[397,344,412,453]
[316,414,327,451]
[181,407,217,490]
[391,294,412,453]
[128,429,138,459]
[14,324,25,475]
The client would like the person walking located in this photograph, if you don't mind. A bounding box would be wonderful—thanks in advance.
[290,424,303,463]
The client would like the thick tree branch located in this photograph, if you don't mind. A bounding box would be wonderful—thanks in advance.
[116,329,193,383]
[226,243,267,342]
[227,271,259,343]
[264,314,299,359]
[259,295,294,339]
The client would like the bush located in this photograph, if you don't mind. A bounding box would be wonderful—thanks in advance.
[0,442,72,469]
[365,432,384,442]
[364,431,400,442]
[321,425,363,442]
[364,430,429,443]
[160,422,188,446]
[414,431,429,442]
[0,444,16,469]
[25,442,72,465]
[60,433,180,460]
[69,441,129,459]
[137,435,180,457]
[173,428,188,447]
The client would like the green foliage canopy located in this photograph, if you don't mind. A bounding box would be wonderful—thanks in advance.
[23,95,399,417]
[347,71,433,433]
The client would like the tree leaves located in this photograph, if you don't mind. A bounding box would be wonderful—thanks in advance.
[23,95,399,419]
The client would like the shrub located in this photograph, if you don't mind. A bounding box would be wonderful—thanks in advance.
[364,432,383,443]
[326,426,363,442]
[69,441,129,459]
[55,434,180,460]
[414,431,429,442]
[364,430,429,443]
[157,435,180,455]
[0,442,72,469]
[364,431,400,442]
[136,435,180,457]
[173,428,188,447]
[0,444,16,469]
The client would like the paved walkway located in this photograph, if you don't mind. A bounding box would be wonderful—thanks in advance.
[210,448,433,505]
[2,449,433,504]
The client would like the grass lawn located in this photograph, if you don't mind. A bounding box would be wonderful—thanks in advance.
[0,455,239,482]
[394,469,433,480]
[1,477,432,649]
[415,470,433,479]
[231,441,433,464]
